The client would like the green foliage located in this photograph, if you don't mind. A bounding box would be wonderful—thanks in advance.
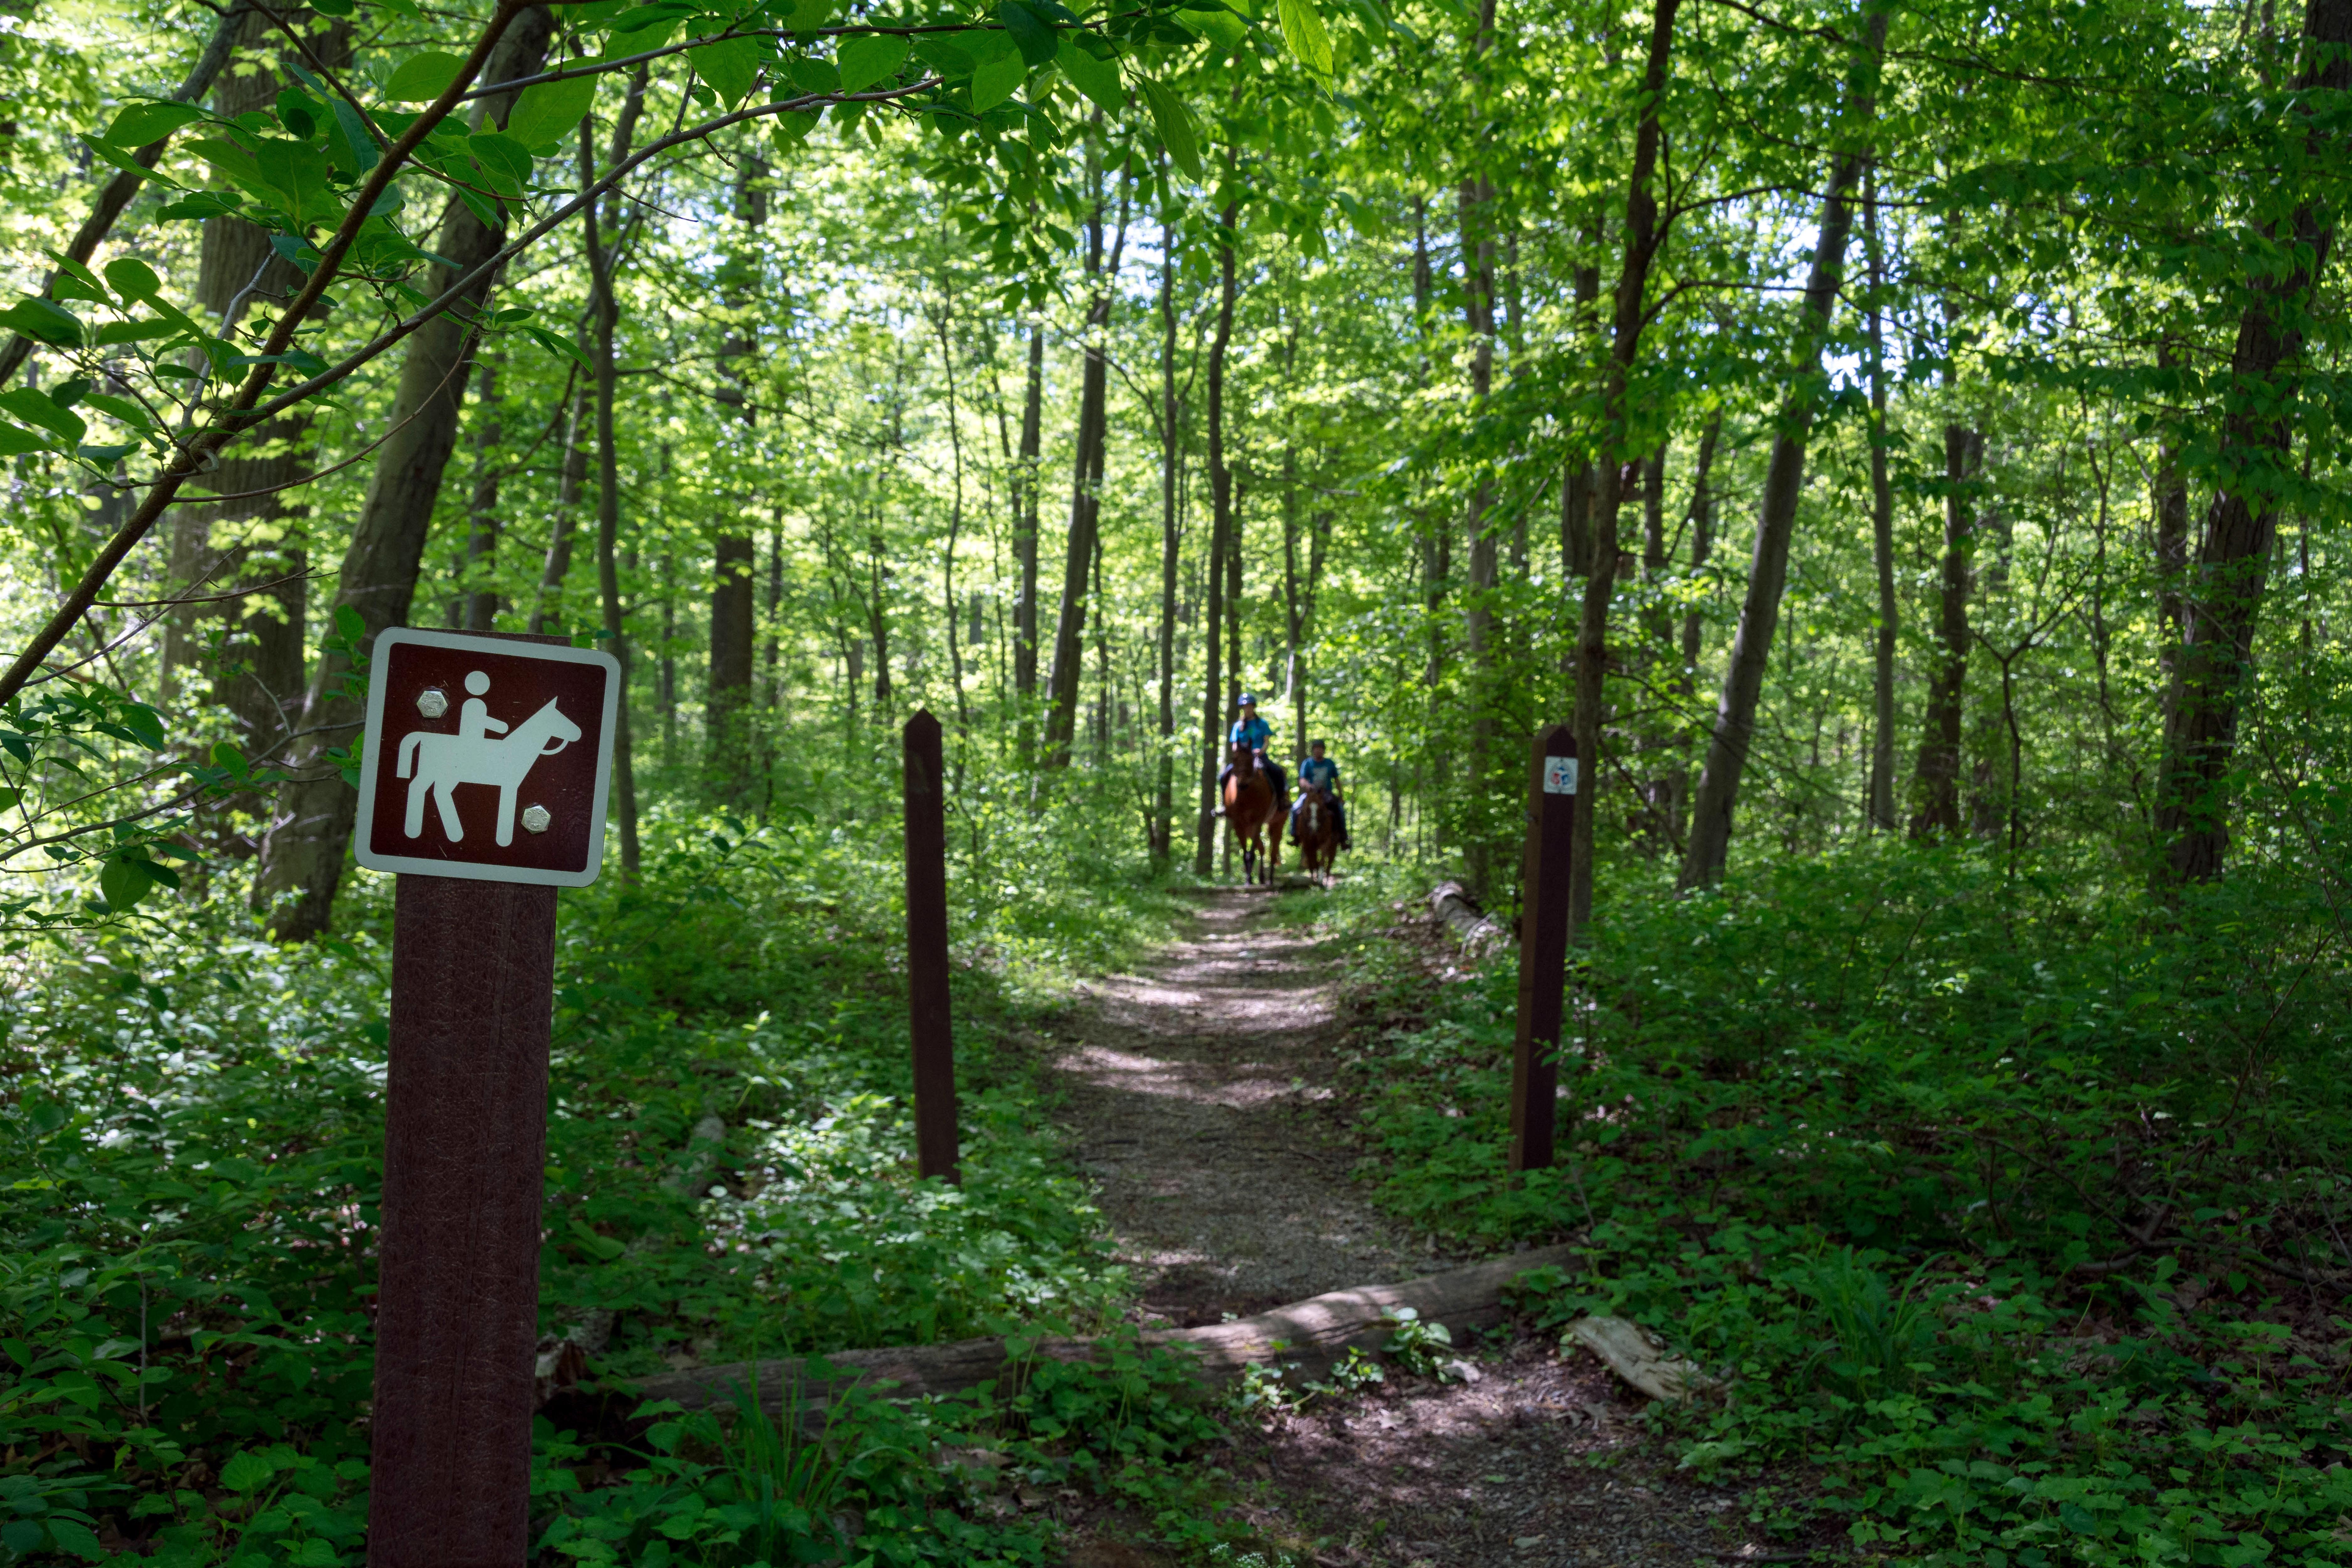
[1337,846,2352,1564]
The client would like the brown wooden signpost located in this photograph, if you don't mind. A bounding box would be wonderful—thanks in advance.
[1510,724,1577,1173]
[903,709,960,1183]
[353,628,619,1566]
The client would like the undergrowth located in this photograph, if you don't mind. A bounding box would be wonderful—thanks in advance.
[0,801,1208,1564]
[1324,845,2352,1567]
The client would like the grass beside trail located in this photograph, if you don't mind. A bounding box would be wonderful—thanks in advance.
[1287,849,2352,1568]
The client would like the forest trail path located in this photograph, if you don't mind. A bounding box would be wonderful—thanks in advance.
[1048,885,1810,1568]
[1045,883,1439,1328]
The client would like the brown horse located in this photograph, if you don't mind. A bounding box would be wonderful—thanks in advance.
[1222,742,1281,885]
[1291,780,1341,886]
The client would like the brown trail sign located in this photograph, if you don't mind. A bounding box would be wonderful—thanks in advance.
[1510,724,1577,1173]
[355,628,617,1566]
[903,710,960,1183]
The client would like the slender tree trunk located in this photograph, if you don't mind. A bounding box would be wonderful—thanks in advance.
[1196,204,1238,874]
[1560,228,1604,581]
[585,77,650,877]
[460,363,503,632]
[1459,0,1502,894]
[1570,0,1681,937]
[707,157,766,801]
[1864,168,1899,832]
[251,8,554,937]
[1044,152,1123,769]
[1155,212,1181,868]
[2152,335,2191,718]
[529,385,589,634]
[1013,315,1044,763]
[1912,425,1982,837]
[1668,414,1720,840]
[1678,8,1886,889]
[937,276,973,745]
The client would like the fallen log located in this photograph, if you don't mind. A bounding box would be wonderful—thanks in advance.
[631,1242,1580,1425]
[1428,880,1511,951]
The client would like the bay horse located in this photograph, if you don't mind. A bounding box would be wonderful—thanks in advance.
[1291,779,1341,887]
[1222,741,1281,885]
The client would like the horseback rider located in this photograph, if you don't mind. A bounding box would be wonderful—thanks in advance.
[1216,695,1287,812]
[1290,738,1350,850]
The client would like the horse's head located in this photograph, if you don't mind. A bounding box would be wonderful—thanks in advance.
[1227,739,1256,770]
[532,699,584,755]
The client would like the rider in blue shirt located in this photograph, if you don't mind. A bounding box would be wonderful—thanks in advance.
[1290,739,1349,849]
[1216,695,1286,811]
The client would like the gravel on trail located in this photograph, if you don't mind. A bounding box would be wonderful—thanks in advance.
[1044,886,1821,1568]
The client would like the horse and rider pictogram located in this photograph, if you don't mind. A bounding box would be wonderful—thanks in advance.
[355,628,621,887]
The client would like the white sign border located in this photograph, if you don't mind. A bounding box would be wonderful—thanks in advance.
[353,627,622,887]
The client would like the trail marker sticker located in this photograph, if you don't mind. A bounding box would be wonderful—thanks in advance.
[1543,755,1579,796]
[355,628,620,886]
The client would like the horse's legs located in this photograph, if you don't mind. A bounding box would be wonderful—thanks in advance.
[495,784,517,847]
[404,771,429,838]
[432,777,464,841]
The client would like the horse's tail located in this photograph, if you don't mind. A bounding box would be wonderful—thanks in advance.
[398,730,423,779]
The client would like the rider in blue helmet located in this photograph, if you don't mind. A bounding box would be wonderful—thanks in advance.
[1215,694,1286,812]
[1290,738,1349,850]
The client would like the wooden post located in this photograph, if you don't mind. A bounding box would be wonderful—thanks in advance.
[903,709,960,1183]
[1510,723,1577,1173]
[369,875,558,1566]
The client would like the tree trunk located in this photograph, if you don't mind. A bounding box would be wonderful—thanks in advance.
[1679,9,1885,889]
[460,363,503,633]
[1013,316,1044,764]
[1459,166,1501,896]
[1864,168,1899,832]
[1043,151,1124,769]
[250,8,555,938]
[163,9,342,759]
[1569,0,1681,938]
[1195,203,1238,874]
[1911,424,1982,838]
[585,73,651,877]
[529,385,590,635]
[2154,0,2352,888]
[1155,213,1181,868]
[707,158,766,802]
[1668,414,1720,842]
[2153,337,2190,712]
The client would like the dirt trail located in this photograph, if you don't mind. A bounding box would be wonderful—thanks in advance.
[1049,885,1817,1568]
[1048,885,1440,1326]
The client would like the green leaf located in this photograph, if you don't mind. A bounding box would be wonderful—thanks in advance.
[310,0,355,16]
[252,138,337,228]
[912,35,975,76]
[0,426,45,456]
[506,72,597,150]
[102,100,205,148]
[1140,77,1201,177]
[969,50,1026,113]
[119,703,167,749]
[782,0,835,27]
[384,50,468,102]
[569,1218,627,1260]
[219,1450,277,1493]
[1056,35,1124,111]
[77,134,186,188]
[785,53,841,94]
[694,34,763,105]
[997,0,1061,67]
[0,787,19,811]
[100,857,153,915]
[96,317,179,345]
[186,135,273,199]
[837,33,910,93]
[157,191,245,221]
[328,97,382,171]
[768,109,821,151]
[103,257,162,303]
[524,324,592,370]
[47,252,109,299]
[79,392,157,430]
[469,131,535,187]
[0,389,87,443]
[1188,1,1248,54]
[1277,0,1332,75]
[0,296,79,345]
